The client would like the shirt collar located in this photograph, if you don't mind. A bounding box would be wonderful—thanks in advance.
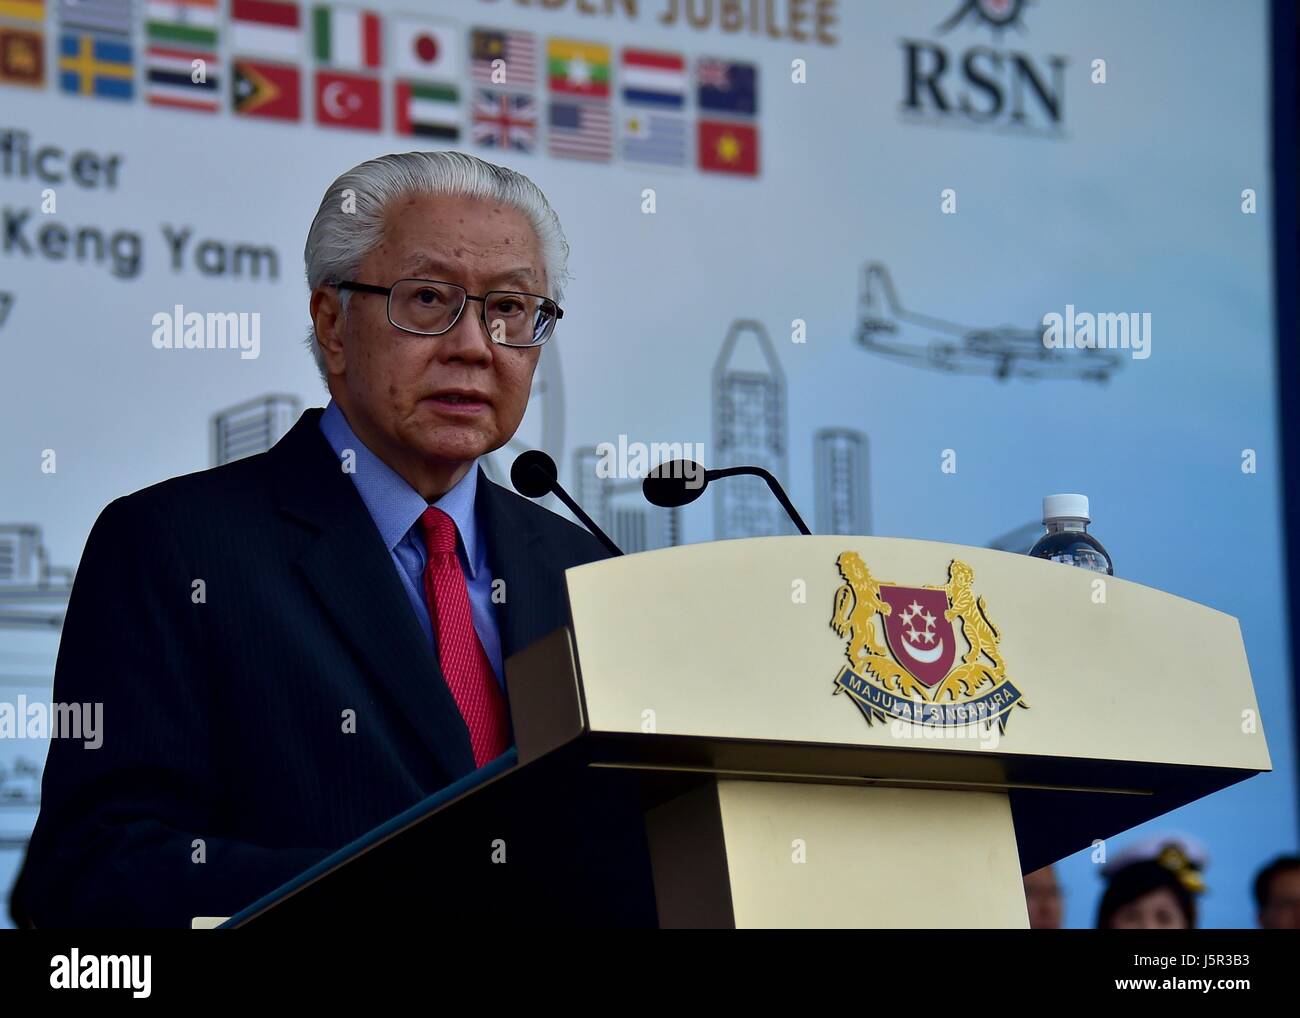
[319,400,482,576]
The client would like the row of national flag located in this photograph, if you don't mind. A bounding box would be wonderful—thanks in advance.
[0,0,760,176]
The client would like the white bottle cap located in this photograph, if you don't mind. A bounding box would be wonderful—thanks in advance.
[1042,493,1089,523]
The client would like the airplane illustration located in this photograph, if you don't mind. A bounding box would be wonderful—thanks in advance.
[855,262,1124,383]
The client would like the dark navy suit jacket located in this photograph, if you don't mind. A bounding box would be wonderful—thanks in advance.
[11,408,609,927]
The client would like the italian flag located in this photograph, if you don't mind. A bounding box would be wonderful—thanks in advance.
[313,6,382,70]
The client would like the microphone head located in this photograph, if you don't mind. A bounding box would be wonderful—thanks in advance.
[510,449,559,499]
[642,460,708,508]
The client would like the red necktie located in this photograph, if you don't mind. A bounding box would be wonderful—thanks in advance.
[420,506,509,768]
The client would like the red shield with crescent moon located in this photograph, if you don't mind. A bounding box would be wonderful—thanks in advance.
[879,586,956,687]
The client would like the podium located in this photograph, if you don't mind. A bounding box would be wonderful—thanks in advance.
[217,536,1270,928]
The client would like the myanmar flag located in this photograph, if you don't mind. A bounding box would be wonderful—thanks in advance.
[312,5,381,70]
[547,38,608,99]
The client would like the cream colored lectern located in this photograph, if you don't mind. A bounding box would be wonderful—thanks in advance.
[223,535,1271,931]
[507,535,1271,929]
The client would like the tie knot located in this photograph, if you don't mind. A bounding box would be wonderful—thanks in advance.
[421,506,458,557]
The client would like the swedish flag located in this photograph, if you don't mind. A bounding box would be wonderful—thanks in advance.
[59,32,133,99]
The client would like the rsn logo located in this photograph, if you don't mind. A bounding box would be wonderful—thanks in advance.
[900,0,1067,135]
[49,950,151,998]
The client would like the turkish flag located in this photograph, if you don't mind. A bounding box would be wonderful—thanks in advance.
[315,70,381,131]
[698,119,758,176]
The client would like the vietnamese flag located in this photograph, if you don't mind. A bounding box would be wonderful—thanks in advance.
[698,119,758,177]
[315,69,381,131]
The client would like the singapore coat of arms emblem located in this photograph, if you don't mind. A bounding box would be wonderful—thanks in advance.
[829,552,1028,731]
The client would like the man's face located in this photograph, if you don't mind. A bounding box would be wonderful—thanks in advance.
[1260,870,1300,929]
[318,192,545,495]
[1022,867,1063,929]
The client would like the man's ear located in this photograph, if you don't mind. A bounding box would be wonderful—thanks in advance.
[310,287,347,376]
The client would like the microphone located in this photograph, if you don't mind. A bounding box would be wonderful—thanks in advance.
[509,450,624,557]
[643,459,812,536]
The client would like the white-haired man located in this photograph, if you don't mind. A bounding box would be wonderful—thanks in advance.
[14,152,617,927]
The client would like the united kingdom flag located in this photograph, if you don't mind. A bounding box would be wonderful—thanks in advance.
[471,88,537,152]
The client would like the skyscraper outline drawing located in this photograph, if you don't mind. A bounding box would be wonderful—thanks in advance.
[211,393,302,466]
[711,319,790,540]
[814,428,870,536]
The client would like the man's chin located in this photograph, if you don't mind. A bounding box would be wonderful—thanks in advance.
[406,427,499,468]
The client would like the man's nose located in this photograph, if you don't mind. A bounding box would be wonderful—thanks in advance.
[437,300,495,361]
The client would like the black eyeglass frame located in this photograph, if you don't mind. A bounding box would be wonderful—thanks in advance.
[332,278,563,347]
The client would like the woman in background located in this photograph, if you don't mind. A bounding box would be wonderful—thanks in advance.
[1096,842,1204,929]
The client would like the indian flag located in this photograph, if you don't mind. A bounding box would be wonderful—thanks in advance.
[145,0,219,52]
[0,0,44,23]
[395,80,458,141]
[312,5,381,70]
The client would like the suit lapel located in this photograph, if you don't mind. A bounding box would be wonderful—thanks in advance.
[475,469,556,661]
[271,410,475,781]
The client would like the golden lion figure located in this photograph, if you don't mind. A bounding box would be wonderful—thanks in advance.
[830,552,928,700]
[933,559,1006,700]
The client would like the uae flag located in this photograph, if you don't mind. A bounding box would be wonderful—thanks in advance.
[315,69,380,131]
[390,16,457,79]
[312,5,381,70]
[232,58,300,120]
[395,80,458,141]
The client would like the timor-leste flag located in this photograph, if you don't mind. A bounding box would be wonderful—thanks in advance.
[698,119,758,177]
[0,27,44,86]
[232,58,300,120]
[547,38,609,99]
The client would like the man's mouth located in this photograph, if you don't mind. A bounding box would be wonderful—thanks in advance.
[425,391,490,414]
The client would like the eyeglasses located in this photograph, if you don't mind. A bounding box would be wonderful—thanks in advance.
[333,278,563,348]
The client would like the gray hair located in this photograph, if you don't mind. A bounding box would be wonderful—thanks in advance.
[304,150,570,382]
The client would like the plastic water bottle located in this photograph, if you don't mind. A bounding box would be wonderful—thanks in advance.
[1028,494,1113,575]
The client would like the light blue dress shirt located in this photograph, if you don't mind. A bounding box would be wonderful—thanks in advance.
[318,401,506,690]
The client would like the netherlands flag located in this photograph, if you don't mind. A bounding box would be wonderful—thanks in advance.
[621,48,684,110]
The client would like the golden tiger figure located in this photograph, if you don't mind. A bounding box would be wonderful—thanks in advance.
[830,552,928,700]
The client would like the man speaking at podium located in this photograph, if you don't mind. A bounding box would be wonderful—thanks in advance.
[13,152,610,927]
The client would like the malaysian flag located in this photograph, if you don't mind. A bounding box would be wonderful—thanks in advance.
[472,88,536,152]
[470,27,535,88]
